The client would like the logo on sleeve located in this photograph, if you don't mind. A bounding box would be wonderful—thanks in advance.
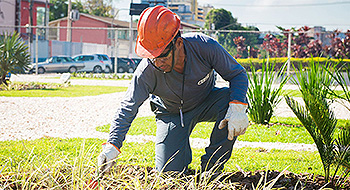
[197,71,212,85]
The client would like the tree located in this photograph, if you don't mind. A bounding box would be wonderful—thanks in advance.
[86,0,113,17]
[325,30,350,59]
[204,8,260,58]
[0,32,31,86]
[49,0,68,21]
[49,0,112,21]
[205,8,237,31]
[261,33,287,58]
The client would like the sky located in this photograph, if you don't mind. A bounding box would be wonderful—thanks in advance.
[112,0,350,32]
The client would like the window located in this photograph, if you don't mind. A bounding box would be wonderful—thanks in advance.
[73,56,82,61]
[98,54,109,61]
[119,30,129,40]
[107,29,115,39]
[36,7,45,26]
[83,56,94,61]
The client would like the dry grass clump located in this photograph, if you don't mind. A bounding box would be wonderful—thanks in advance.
[1,141,348,189]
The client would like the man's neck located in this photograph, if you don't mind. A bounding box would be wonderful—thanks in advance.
[173,42,186,74]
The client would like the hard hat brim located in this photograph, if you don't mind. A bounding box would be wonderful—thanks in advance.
[135,36,167,59]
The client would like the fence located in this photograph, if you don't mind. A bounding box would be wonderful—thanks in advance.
[1,25,349,72]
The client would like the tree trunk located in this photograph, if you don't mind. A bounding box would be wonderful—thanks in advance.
[0,74,8,86]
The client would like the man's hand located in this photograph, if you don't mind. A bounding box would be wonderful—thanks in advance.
[97,142,120,175]
[218,103,249,140]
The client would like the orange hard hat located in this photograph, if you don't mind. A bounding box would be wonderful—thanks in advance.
[135,6,180,58]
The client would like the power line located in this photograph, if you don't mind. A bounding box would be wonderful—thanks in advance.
[242,22,350,27]
[207,1,350,8]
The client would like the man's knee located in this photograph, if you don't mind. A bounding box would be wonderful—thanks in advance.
[155,147,188,172]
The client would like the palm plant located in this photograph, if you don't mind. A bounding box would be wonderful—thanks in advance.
[247,60,289,124]
[0,32,31,86]
[325,61,350,185]
[285,59,350,187]
[325,62,350,112]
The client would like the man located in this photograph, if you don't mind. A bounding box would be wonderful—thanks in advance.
[98,6,249,174]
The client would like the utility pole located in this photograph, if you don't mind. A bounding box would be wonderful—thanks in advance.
[16,0,22,32]
[28,0,34,73]
[67,0,72,42]
[287,32,292,76]
[114,29,119,74]
[44,0,48,40]
[129,0,133,58]
[29,0,33,43]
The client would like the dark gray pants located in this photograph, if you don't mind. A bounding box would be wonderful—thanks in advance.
[153,87,237,172]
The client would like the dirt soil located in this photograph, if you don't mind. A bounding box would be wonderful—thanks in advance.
[107,165,350,190]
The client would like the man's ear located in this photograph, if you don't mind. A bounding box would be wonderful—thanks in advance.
[175,37,183,47]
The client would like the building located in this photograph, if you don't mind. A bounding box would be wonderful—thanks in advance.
[141,0,212,27]
[48,13,200,57]
[306,26,332,46]
[49,13,136,45]
[0,0,49,36]
[19,0,50,40]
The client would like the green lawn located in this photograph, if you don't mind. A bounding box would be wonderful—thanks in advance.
[97,116,349,144]
[0,85,127,97]
[0,138,324,176]
[282,89,346,98]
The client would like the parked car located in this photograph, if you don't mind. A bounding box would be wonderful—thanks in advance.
[28,56,85,74]
[111,57,142,73]
[72,54,112,73]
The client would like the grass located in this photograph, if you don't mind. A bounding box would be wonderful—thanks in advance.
[121,142,323,175]
[282,89,346,98]
[0,85,127,97]
[97,116,349,144]
[69,76,130,80]
[0,138,324,178]
[0,138,325,189]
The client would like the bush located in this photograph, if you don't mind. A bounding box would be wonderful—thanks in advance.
[237,57,350,72]
[0,32,31,86]
[247,60,289,124]
[285,59,350,187]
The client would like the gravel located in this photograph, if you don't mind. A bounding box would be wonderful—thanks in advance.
[1,74,349,152]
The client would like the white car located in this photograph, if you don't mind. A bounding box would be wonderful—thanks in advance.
[28,56,85,74]
[72,54,112,73]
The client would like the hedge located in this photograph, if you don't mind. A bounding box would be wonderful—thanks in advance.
[236,57,350,71]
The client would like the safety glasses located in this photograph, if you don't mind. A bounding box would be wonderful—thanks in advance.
[148,40,175,72]
[157,42,174,58]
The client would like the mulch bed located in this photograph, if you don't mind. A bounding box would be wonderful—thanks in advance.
[111,165,350,190]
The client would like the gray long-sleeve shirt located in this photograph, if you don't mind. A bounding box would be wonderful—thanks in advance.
[108,33,248,149]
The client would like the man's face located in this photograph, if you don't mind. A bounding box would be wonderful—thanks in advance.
[151,42,174,73]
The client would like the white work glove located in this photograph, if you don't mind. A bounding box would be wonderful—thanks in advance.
[97,142,121,175]
[218,103,249,140]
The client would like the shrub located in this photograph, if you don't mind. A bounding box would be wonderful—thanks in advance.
[285,59,350,188]
[247,59,289,124]
[237,57,350,72]
[0,32,31,86]
[325,62,350,113]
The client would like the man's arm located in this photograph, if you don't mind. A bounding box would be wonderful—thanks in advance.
[205,38,249,138]
[206,39,248,103]
[98,61,155,174]
[107,62,155,149]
